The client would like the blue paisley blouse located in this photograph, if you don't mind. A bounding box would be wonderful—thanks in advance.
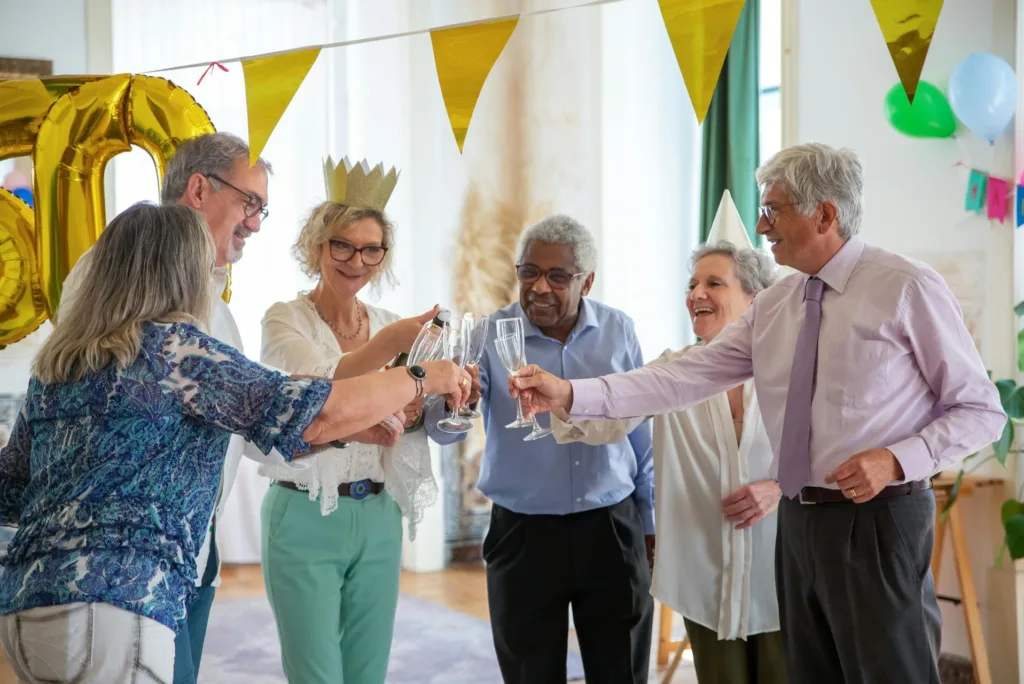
[0,322,332,631]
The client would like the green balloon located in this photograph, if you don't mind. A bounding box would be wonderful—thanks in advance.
[884,81,957,138]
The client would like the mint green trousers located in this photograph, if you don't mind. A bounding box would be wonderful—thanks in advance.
[261,483,403,684]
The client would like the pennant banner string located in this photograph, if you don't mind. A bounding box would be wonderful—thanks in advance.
[148,0,626,74]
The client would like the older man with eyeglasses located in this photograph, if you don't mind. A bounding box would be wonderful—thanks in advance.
[56,132,275,684]
[426,215,655,684]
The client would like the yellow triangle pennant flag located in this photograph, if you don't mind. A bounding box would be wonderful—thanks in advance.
[241,47,321,166]
[869,0,945,104]
[658,0,746,124]
[431,17,518,152]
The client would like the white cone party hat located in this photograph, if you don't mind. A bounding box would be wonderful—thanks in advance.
[705,189,753,248]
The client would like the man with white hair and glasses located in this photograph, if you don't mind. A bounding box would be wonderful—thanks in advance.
[427,215,655,684]
[511,143,1005,683]
[57,132,276,684]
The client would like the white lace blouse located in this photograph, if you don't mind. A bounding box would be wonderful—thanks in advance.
[256,296,437,538]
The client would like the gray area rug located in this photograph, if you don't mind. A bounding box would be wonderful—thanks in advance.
[201,593,585,683]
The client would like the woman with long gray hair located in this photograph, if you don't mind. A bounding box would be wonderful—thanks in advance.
[550,210,788,684]
[0,202,469,683]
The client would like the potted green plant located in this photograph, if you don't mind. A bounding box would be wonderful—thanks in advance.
[946,301,1024,560]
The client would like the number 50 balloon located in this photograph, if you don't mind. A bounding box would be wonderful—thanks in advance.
[0,74,215,346]
[947,53,1018,144]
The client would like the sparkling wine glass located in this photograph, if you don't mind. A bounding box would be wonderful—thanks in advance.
[495,317,552,441]
[436,322,473,434]
[458,313,490,419]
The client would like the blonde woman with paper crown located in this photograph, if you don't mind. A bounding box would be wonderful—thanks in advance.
[257,158,442,684]
[552,192,787,684]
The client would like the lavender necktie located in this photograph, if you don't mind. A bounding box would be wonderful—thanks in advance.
[778,277,824,498]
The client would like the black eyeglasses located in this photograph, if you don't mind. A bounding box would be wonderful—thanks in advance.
[207,174,269,221]
[515,264,586,290]
[329,239,388,266]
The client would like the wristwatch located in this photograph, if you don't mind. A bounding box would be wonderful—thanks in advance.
[408,364,426,398]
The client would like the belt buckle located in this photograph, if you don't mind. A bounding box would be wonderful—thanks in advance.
[349,479,372,501]
[798,489,817,505]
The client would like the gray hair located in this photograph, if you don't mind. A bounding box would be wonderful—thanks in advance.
[691,241,778,295]
[516,214,598,274]
[34,202,214,384]
[755,142,863,239]
[161,132,273,202]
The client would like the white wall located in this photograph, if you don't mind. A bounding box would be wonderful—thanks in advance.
[792,0,1017,677]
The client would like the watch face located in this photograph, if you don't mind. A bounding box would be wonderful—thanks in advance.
[409,365,426,379]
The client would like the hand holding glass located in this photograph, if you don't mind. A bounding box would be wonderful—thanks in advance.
[495,317,552,441]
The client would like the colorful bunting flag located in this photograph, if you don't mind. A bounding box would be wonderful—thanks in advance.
[1016,185,1024,228]
[431,17,519,152]
[869,0,945,104]
[965,170,987,213]
[241,48,321,166]
[986,177,1010,222]
[658,0,746,124]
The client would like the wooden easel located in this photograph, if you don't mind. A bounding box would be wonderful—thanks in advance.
[931,472,1001,684]
[657,603,691,683]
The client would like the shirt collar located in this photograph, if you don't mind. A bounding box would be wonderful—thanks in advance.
[812,236,864,295]
[519,297,600,343]
[211,267,229,300]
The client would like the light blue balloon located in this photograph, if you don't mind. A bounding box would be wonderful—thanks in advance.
[948,53,1018,144]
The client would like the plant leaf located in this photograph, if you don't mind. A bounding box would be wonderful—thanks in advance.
[1018,329,1024,372]
[1005,514,1024,560]
[996,378,1017,406]
[994,420,1014,466]
[1002,498,1024,526]
[1007,388,1024,421]
[941,470,965,518]
[1015,301,1024,317]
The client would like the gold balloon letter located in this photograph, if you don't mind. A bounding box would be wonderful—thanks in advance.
[31,74,216,317]
[0,189,47,346]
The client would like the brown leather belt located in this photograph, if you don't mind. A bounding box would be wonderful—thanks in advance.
[276,479,385,501]
[797,479,932,504]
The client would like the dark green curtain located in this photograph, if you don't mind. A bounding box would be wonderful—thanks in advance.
[698,0,760,245]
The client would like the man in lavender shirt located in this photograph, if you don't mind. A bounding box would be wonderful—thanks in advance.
[512,143,1006,683]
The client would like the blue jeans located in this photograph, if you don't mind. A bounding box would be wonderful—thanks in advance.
[173,526,218,684]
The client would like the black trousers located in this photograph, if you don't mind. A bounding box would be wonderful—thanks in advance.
[483,496,654,684]
[776,490,942,684]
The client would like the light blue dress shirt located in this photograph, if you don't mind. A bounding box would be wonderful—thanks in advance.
[426,299,655,533]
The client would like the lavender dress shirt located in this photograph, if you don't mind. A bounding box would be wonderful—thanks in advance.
[570,237,1005,488]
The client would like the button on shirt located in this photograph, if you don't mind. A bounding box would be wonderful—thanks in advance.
[426,299,655,532]
[570,237,1005,487]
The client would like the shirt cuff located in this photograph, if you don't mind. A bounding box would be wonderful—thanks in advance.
[886,435,934,483]
[640,505,655,535]
[569,378,605,418]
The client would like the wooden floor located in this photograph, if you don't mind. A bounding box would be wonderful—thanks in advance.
[0,563,696,683]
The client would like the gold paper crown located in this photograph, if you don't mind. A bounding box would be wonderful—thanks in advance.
[323,156,400,212]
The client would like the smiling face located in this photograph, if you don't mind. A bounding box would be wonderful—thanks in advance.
[318,216,386,299]
[686,253,754,342]
[181,157,268,266]
[518,241,594,335]
[756,184,845,274]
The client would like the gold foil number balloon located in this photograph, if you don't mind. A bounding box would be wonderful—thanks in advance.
[32,74,216,317]
[0,189,47,347]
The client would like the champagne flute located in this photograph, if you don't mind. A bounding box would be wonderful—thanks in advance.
[495,317,552,441]
[436,322,473,434]
[458,313,490,419]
